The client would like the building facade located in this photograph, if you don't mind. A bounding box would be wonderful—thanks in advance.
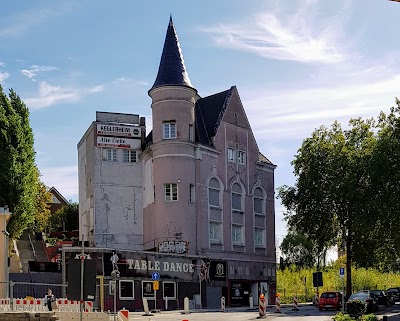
[77,17,276,309]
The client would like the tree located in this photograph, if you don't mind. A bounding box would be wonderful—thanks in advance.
[32,175,52,233]
[0,86,38,239]
[278,118,377,298]
[280,229,316,268]
[48,202,79,232]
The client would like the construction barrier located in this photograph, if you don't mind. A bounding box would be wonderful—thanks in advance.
[84,300,93,312]
[274,295,281,313]
[0,298,10,311]
[118,308,129,321]
[257,293,266,319]
[56,312,109,321]
[292,296,299,311]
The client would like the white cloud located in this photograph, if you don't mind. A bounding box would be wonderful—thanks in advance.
[25,81,105,109]
[20,65,58,80]
[202,1,347,64]
[0,72,9,83]
[39,165,78,201]
[111,77,148,86]
[0,61,5,67]
[243,74,400,140]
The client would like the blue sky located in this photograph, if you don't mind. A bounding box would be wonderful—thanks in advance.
[1,0,400,242]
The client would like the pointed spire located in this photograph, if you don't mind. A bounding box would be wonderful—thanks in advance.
[150,17,194,92]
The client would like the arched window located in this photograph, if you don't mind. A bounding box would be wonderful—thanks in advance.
[208,178,220,207]
[231,183,242,211]
[253,187,264,214]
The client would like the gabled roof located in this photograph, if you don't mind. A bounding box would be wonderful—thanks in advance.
[195,87,234,146]
[48,187,69,205]
[149,16,194,92]
[258,152,274,165]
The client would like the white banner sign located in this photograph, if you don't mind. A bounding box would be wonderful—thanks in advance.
[97,124,141,137]
[97,136,138,149]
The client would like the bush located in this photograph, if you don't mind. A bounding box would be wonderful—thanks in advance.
[333,312,353,321]
[362,314,378,321]
[346,300,366,319]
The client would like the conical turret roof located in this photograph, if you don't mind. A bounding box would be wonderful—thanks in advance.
[150,16,194,92]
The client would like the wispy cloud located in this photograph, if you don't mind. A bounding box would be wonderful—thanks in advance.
[0,3,78,38]
[202,1,347,64]
[111,77,149,86]
[0,62,5,67]
[0,72,9,83]
[20,65,58,80]
[39,165,78,201]
[25,81,104,109]
[244,74,400,140]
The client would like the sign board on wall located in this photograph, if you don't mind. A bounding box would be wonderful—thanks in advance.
[96,136,138,149]
[96,124,141,138]
[158,241,188,254]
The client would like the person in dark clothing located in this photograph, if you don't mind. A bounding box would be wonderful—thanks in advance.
[44,288,55,311]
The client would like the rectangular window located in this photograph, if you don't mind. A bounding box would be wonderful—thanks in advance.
[189,184,195,203]
[209,223,221,242]
[254,198,263,214]
[123,150,137,163]
[119,280,134,300]
[103,148,117,162]
[209,189,220,207]
[163,281,177,299]
[164,183,178,202]
[227,148,235,163]
[232,225,242,244]
[238,151,246,165]
[232,193,242,211]
[163,122,177,139]
[254,228,265,246]
[189,124,194,142]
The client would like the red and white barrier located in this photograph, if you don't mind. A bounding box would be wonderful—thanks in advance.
[0,298,10,311]
[274,295,281,313]
[257,294,266,319]
[118,308,129,321]
[292,296,299,311]
[84,300,93,312]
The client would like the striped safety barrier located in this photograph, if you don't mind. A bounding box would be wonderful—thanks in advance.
[257,294,266,319]
[84,300,93,312]
[0,298,10,311]
[118,308,129,321]
[274,295,281,313]
[292,296,299,311]
[56,299,80,312]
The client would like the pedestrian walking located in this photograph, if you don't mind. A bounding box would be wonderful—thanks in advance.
[44,289,56,311]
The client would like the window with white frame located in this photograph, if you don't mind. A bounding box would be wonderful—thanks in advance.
[238,150,246,165]
[103,148,117,162]
[119,280,135,300]
[227,148,235,163]
[231,183,242,211]
[232,225,243,244]
[164,183,178,201]
[189,184,195,203]
[253,187,264,214]
[123,150,137,163]
[163,122,176,139]
[254,228,265,246]
[209,222,221,242]
[208,178,220,207]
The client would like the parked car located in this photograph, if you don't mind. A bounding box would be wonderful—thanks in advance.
[319,291,342,311]
[348,291,378,313]
[370,290,392,306]
[387,287,400,302]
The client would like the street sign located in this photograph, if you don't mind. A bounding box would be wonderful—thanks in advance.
[152,271,160,281]
[153,281,159,291]
[339,267,345,278]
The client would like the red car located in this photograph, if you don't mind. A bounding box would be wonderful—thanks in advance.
[319,291,342,311]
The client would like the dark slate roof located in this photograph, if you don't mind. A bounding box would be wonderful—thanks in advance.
[149,17,194,92]
[195,87,234,146]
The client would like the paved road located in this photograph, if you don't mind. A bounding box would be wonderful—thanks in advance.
[113,305,338,321]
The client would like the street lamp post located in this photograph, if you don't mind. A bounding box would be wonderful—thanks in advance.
[2,205,9,298]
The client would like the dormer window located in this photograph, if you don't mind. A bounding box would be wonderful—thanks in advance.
[163,122,176,139]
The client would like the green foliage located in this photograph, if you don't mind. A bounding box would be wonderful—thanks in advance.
[0,86,38,239]
[280,229,316,268]
[277,265,400,304]
[48,202,79,232]
[362,314,378,321]
[346,300,366,320]
[333,312,353,321]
